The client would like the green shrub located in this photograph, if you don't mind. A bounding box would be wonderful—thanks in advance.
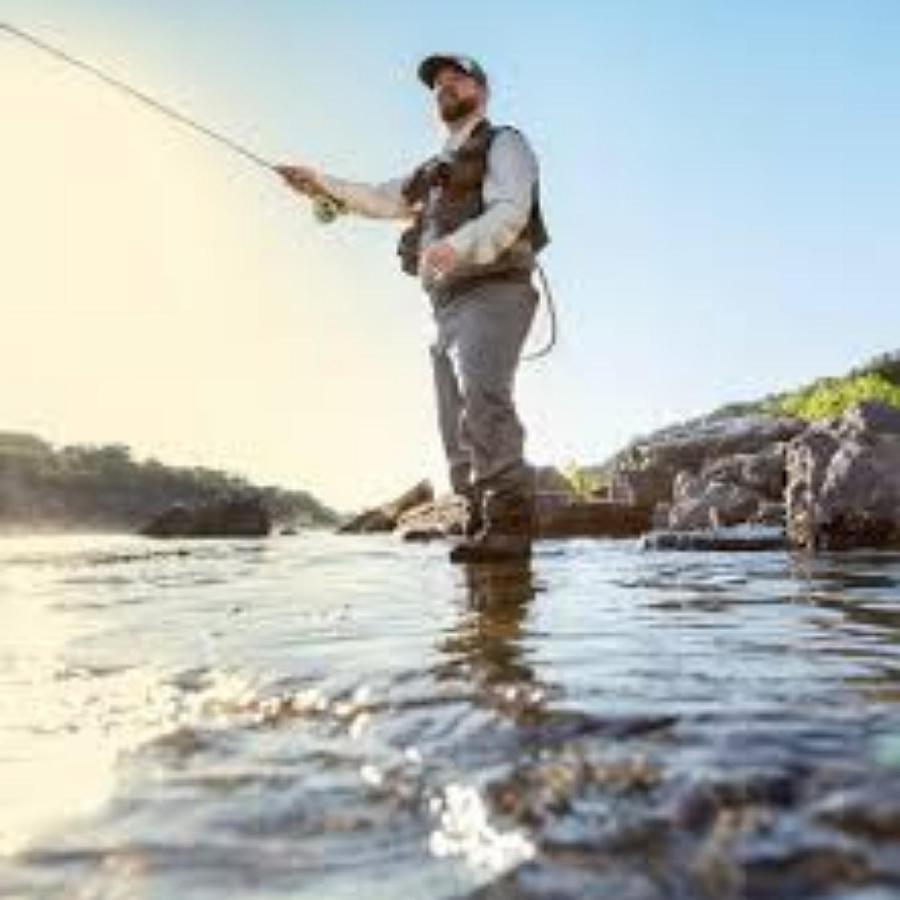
[562,461,605,498]
[769,373,900,421]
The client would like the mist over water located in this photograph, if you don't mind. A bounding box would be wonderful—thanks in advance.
[2,533,900,898]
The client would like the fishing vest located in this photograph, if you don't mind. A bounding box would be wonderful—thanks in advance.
[397,120,549,301]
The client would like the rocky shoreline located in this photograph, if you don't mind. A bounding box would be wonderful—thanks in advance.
[339,401,900,553]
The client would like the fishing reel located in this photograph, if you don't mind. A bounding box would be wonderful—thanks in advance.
[311,192,346,224]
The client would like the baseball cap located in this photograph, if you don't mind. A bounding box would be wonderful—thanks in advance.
[417,54,488,89]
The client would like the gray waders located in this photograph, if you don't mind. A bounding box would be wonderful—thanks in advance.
[429,277,538,562]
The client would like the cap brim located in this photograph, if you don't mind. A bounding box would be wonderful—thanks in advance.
[418,55,460,88]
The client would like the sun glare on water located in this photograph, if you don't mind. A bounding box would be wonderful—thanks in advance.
[0,560,116,855]
[0,537,258,857]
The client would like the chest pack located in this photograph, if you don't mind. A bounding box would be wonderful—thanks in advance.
[397,120,549,281]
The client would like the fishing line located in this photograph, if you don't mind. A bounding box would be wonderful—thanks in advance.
[522,262,558,361]
[2,20,556,357]
[1,21,277,174]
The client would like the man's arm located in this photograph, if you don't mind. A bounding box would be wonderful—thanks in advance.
[318,173,413,220]
[276,164,413,220]
[442,129,538,265]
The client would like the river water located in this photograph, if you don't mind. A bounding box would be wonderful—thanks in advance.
[2,533,900,899]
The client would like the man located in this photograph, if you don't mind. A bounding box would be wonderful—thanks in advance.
[277,53,549,563]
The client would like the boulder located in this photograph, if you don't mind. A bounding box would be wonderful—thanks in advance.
[140,495,271,538]
[397,493,468,542]
[668,479,764,531]
[753,501,787,528]
[701,443,787,499]
[662,440,789,532]
[610,414,803,509]
[842,401,900,436]
[786,401,900,550]
[338,480,434,534]
[397,493,652,542]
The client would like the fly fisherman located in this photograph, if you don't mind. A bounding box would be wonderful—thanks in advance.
[277,54,549,563]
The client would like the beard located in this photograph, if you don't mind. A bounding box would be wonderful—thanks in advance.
[438,91,479,123]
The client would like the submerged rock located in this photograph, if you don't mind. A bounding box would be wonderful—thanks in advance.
[642,526,787,552]
[814,783,900,839]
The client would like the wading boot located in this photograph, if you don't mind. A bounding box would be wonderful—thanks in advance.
[462,486,484,538]
[449,490,535,564]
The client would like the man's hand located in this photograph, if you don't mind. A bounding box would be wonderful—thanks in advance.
[420,241,459,280]
[275,164,322,197]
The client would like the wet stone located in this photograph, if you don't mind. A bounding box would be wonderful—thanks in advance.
[739,840,873,900]
[815,784,900,839]
[642,525,787,552]
[663,765,801,837]
[542,804,669,858]
[830,889,900,900]
[472,861,667,900]
[516,710,678,747]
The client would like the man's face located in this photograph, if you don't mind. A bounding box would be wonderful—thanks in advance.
[433,66,485,124]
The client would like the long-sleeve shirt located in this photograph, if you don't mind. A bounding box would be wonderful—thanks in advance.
[316,116,539,282]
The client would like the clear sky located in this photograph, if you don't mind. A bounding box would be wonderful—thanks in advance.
[2,1,898,509]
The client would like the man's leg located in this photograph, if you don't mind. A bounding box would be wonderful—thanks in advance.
[448,280,538,562]
[430,336,483,536]
[430,342,470,491]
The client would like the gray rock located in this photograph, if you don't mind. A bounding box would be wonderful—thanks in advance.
[652,502,671,529]
[610,414,803,509]
[786,403,900,550]
[754,501,787,527]
[338,480,434,534]
[642,526,787,552]
[814,782,900,838]
[841,400,900,437]
[668,455,779,531]
[702,443,787,500]
[397,494,653,541]
[672,470,704,503]
[669,480,764,531]
[396,492,467,541]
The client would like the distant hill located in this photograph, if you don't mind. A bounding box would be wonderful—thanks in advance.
[0,434,338,533]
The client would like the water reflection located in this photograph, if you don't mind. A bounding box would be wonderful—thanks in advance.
[428,562,544,875]
[437,561,539,692]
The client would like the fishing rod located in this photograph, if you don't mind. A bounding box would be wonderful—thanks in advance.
[2,20,556,356]
[0,20,344,221]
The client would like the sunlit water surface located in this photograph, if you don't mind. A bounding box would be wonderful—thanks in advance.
[2,533,900,899]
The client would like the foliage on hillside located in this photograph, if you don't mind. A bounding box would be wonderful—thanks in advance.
[588,349,900,478]
[765,372,900,421]
[706,349,900,423]
[0,434,338,532]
